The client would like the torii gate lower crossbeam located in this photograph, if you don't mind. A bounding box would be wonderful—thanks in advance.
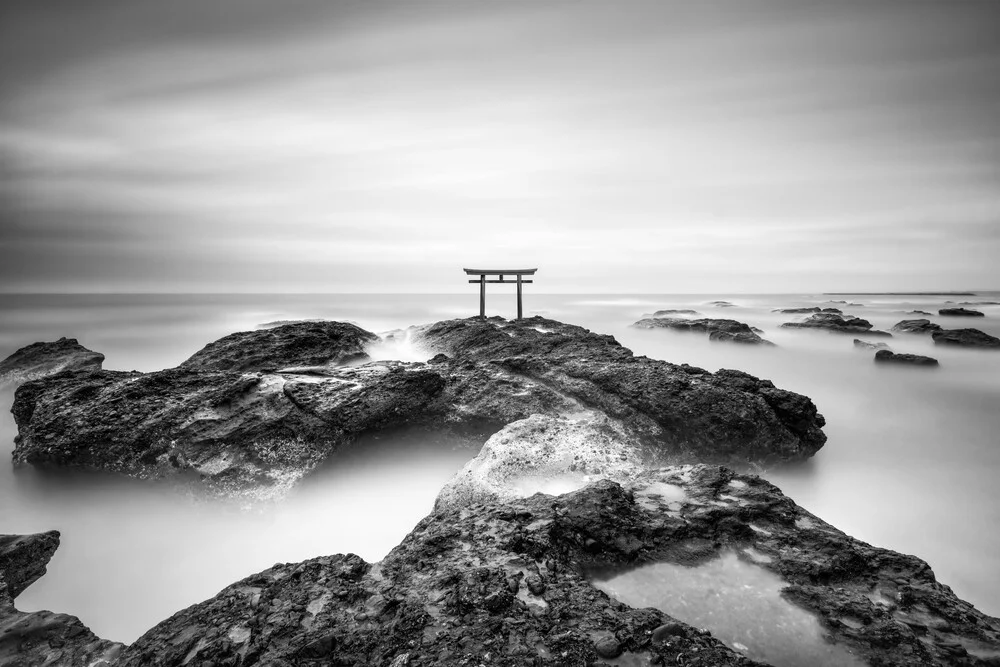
[463,268,537,320]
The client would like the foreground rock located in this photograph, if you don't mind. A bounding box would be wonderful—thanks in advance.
[180,320,378,372]
[853,339,890,351]
[874,350,939,367]
[119,466,1000,666]
[0,338,103,387]
[781,313,892,337]
[12,318,826,499]
[931,328,1000,349]
[891,319,943,334]
[0,531,123,667]
[632,317,775,345]
[939,308,984,317]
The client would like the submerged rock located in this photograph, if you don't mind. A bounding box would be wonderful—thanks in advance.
[707,300,736,307]
[772,307,842,314]
[853,339,890,351]
[0,338,103,387]
[117,466,1000,667]
[938,308,985,317]
[931,328,1000,349]
[12,318,826,499]
[642,309,702,317]
[632,317,774,345]
[0,531,123,667]
[891,319,943,334]
[781,313,892,337]
[179,320,378,372]
[874,350,939,367]
[906,310,934,316]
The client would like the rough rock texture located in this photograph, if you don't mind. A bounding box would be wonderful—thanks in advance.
[0,531,123,667]
[117,466,1000,667]
[12,318,827,498]
[874,350,939,367]
[180,321,379,372]
[781,313,892,337]
[632,318,774,346]
[938,308,985,317]
[0,338,104,387]
[854,339,890,351]
[772,307,842,314]
[892,320,943,334]
[931,329,1000,349]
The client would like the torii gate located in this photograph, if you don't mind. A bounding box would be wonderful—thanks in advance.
[464,268,537,320]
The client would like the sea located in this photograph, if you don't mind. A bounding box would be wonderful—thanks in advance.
[1,292,998,643]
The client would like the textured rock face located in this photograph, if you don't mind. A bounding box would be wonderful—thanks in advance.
[781,313,892,337]
[932,328,1000,349]
[12,318,827,499]
[891,319,943,334]
[180,321,379,372]
[938,308,985,317]
[117,466,1000,667]
[632,317,774,345]
[874,350,939,367]
[0,338,104,387]
[0,531,123,667]
[853,339,890,351]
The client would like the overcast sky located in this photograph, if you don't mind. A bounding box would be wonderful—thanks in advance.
[1,1,998,293]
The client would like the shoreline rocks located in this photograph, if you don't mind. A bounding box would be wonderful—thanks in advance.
[938,308,984,317]
[632,317,774,345]
[0,338,104,387]
[931,328,1000,349]
[781,313,892,337]
[891,319,943,334]
[874,350,939,367]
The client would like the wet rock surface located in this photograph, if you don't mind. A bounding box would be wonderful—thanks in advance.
[873,350,939,367]
[931,329,1000,349]
[892,320,943,334]
[853,339,890,351]
[0,338,104,387]
[632,317,774,345]
[0,531,123,667]
[938,308,985,317]
[780,313,892,337]
[12,318,826,498]
[118,466,1000,667]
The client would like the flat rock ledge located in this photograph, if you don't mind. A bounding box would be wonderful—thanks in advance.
[0,338,104,387]
[781,313,892,337]
[938,308,984,317]
[11,317,825,500]
[874,350,939,367]
[0,531,123,667]
[632,317,774,345]
[932,329,1000,349]
[115,465,1000,667]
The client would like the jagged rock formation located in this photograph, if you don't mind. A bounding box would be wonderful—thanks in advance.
[853,339,890,351]
[873,350,939,367]
[116,466,1000,667]
[931,329,1000,349]
[0,531,123,667]
[938,308,985,317]
[0,338,104,387]
[11,318,826,500]
[781,313,892,337]
[632,317,774,345]
[891,319,943,334]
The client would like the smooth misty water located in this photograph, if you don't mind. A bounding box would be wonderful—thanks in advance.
[1,292,999,643]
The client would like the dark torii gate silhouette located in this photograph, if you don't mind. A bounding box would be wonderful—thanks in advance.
[464,268,537,320]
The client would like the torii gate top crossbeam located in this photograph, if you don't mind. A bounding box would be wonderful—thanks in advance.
[463,268,537,276]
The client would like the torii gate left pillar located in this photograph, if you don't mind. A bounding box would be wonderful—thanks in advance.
[463,268,537,320]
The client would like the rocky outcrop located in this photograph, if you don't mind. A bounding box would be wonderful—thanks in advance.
[632,317,774,345]
[891,319,943,334]
[642,309,701,317]
[939,308,985,317]
[12,318,826,499]
[874,350,939,367]
[781,313,892,337]
[0,338,103,387]
[772,307,842,314]
[906,310,933,316]
[707,300,736,307]
[931,328,1000,349]
[0,531,123,667]
[179,321,378,372]
[117,466,1000,667]
[853,339,890,351]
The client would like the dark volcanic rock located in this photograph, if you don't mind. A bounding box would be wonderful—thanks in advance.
[0,338,103,387]
[938,308,985,317]
[179,321,379,372]
[0,531,123,667]
[632,317,774,345]
[891,319,943,334]
[12,318,827,498]
[781,313,892,336]
[874,350,939,367]
[117,466,1000,667]
[932,328,1000,349]
[854,339,890,351]
[772,307,842,314]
